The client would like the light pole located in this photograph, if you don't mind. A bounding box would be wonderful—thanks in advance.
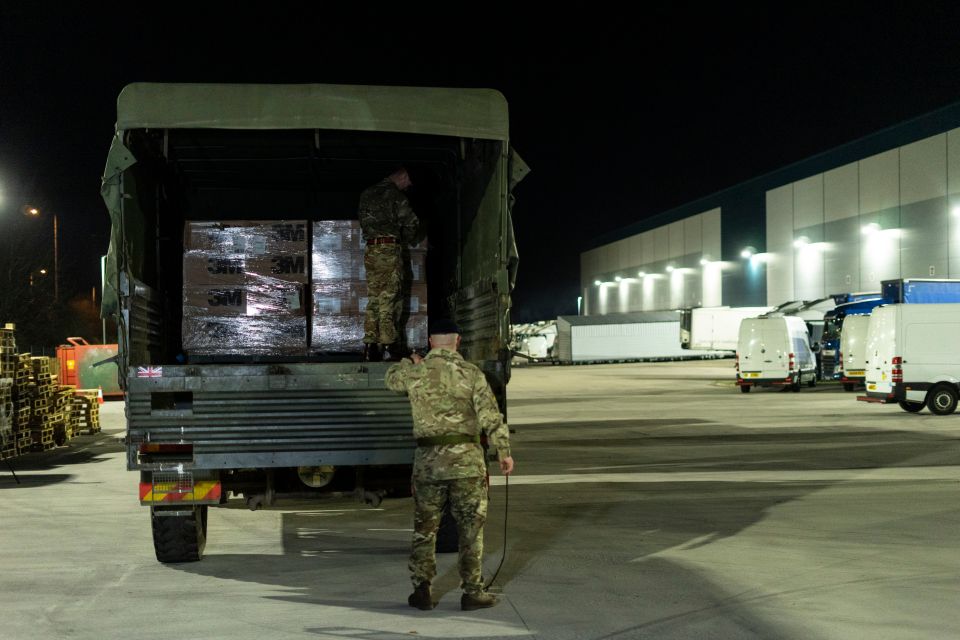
[24,205,58,302]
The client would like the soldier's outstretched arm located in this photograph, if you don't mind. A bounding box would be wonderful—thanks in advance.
[384,359,416,393]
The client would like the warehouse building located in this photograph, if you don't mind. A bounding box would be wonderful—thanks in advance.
[581,102,960,315]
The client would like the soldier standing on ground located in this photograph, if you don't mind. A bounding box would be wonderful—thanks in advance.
[358,167,420,361]
[385,318,514,611]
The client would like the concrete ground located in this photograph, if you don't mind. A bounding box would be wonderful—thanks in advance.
[1,360,958,639]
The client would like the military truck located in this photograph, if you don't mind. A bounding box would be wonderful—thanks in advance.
[101,83,527,562]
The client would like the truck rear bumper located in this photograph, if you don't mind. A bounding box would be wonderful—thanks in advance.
[125,363,416,471]
[737,375,795,386]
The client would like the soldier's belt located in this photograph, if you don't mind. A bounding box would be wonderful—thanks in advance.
[369,236,397,245]
[416,434,481,447]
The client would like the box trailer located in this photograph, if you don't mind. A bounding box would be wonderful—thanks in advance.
[680,306,772,351]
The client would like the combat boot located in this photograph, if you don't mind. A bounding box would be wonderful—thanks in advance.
[363,343,381,362]
[461,590,498,611]
[407,582,434,610]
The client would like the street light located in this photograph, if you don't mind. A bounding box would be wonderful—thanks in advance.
[23,205,58,302]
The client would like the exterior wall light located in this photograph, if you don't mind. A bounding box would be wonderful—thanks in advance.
[615,276,623,282]
[741,246,756,259]
[637,271,646,277]
[861,223,880,235]
[594,280,602,286]
[793,236,810,248]
[666,265,675,272]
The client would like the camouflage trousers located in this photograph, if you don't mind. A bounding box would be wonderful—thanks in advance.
[410,475,488,594]
[364,244,403,345]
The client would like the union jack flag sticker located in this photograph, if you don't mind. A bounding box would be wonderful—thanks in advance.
[137,366,163,378]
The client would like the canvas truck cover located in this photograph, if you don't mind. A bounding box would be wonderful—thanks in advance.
[101,82,525,318]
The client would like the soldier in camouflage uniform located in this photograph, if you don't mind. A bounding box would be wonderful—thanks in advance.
[385,318,514,611]
[358,167,421,361]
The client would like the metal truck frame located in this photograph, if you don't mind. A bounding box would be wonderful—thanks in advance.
[101,83,527,562]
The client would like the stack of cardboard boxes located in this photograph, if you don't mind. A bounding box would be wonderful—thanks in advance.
[311,220,428,353]
[182,221,309,356]
[183,220,428,357]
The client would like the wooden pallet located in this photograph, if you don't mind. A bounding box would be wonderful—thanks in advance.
[16,433,32,454]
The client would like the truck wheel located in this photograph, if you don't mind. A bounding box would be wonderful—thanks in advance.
[898,401,924,413]
[927,385,958,416]
[807,375,816,388]
[435,503,459,554]
[740,385,751,393]
[792,378,801,392]
[151,505,208,563]
[843,383,856,392]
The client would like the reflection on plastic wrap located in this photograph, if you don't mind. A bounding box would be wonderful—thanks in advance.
[310,315,365,352]
[312,250,365,281]
[183,316,308,356]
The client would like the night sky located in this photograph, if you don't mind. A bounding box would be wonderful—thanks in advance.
[4,5,960,322]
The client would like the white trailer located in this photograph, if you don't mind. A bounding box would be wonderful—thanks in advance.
[556,312,723,363]
[681,306,773,351]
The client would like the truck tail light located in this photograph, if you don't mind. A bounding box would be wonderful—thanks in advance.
[892,356,903,383]
[735,354,739,371]
[789,352,795,371]
[838,351,843,370]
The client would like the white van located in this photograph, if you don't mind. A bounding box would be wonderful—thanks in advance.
[860,303,960,414]
[839,313,871,391]
[736,315,817,392]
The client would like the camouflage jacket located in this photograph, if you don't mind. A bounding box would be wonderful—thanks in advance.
[358,178,420,243]
[385,348,511,482]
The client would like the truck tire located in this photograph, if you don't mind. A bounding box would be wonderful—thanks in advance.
[435,503,459,554]
[926,385,958,416]
[898,401,924,413]
[791,378,801,392]
[843,383,856,392]
[151,505,208,563]
[740,385,751,393]
[807,375,816,388]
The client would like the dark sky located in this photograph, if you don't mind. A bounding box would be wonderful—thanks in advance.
[4,5,960,322]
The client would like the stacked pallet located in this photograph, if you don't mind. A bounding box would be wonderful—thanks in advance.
[29,357,59,451]
[53,386,78,445]
[13,354,33,454]
[72,391,101,435]
[1,325,18,459]
[0,378,14,460]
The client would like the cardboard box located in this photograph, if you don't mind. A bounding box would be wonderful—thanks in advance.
[184,220,309,255]
[183,253,309,285]
[183,285,305,317]
[313,220,364,252]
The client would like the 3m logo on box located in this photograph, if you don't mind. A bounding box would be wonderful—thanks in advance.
[271,223,306,242]
[207,289,244,307]
[207,258,245,275]
[271,255,306,275]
